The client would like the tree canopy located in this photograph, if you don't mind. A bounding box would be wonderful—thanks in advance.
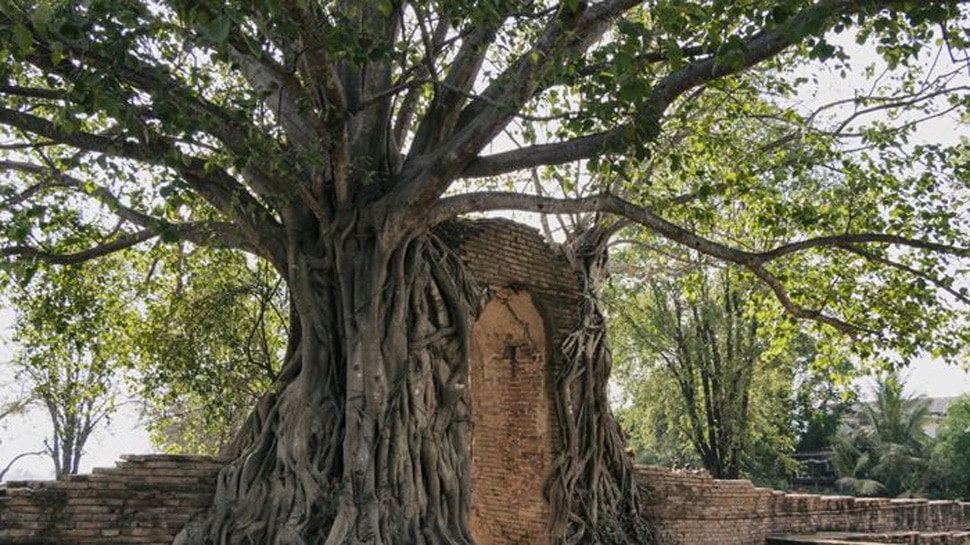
[0,1,966,351]
[1,1,969,543]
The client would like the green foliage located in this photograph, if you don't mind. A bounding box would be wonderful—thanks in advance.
[9,255,135,478]
[924,394,970,500]
[128,246,286,455]
[832,374,931,497]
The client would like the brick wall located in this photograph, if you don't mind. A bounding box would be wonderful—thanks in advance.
[468,289,553,545]
[0,454,224,544]
[439,219,581,545]
[637,465,970,545]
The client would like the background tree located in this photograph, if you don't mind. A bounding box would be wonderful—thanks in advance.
[832,374,931,497]
[609,262,835,483]
[130,246,287,455]
[923,393,970,500]
[0,1,968,543]
[10,257,133,479]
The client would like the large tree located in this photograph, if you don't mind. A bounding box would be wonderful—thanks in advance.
[0,1,969,544]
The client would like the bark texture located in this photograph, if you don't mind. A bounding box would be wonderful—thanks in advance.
[176,216,482,545]
[546,226,659,545]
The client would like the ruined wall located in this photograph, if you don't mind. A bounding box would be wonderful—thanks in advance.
[468,290,552,545]
[0,454,223,544]
[438,219,581,545]
[638,465,970,545]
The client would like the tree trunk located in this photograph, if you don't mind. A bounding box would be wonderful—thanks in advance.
[176,211,480,545]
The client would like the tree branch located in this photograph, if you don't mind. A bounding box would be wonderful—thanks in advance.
[1,221,259,266]
[409,21,502,156]
[836,243,970,306]
[430,190,964,334]
[0,451,44,482]
[461,0,884,179]
[0,84,63,101]
[0,159,157,227]
[2,230,157,264]
[394,1,635,208]
[0,107,283,255]
[757,233,970,262]
[392,6,450,148]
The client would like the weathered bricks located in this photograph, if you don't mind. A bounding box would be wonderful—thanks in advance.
[444,219,581,545]
[0,455,226,545]
[636,465,970,545]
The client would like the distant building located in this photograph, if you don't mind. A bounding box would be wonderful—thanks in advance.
[923,396,956,439]
[790,396,959,490]
[791,450,836,488]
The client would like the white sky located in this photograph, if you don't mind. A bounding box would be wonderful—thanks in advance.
[2,21,970,482]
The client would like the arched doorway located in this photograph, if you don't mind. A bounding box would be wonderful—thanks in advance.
[468,289,553,545]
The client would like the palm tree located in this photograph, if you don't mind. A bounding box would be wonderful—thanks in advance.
[832,374,931,497]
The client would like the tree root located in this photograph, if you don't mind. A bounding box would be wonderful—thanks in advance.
[546,225,661,545]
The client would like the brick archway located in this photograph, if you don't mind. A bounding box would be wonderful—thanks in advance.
[468,289,553,545]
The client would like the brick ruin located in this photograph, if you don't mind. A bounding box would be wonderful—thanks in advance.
[0,454,223,544]
[2,219,968,544]
[638,466,970,545]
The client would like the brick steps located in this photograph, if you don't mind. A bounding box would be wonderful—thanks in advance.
[0,454,228,545]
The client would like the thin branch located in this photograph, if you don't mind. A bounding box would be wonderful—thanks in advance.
[0,85,64,101]
[1,230,157,264]
[0,159,155,227]
[0,451,45,482]
[746,261,869,334]
[1,220,258,265]
[837,243,970,305]
[410,21,504,156]
[0,180,46,209]
[757,233,970,262]
[393,6,450,147]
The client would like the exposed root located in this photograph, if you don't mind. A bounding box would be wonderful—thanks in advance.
[173,231,481,545]
[546,226,661,545]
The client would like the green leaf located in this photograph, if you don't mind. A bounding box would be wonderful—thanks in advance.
[203,16,231,44]
[12,23,33,53]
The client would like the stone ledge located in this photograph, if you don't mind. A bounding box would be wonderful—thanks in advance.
[768,531,970,545]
